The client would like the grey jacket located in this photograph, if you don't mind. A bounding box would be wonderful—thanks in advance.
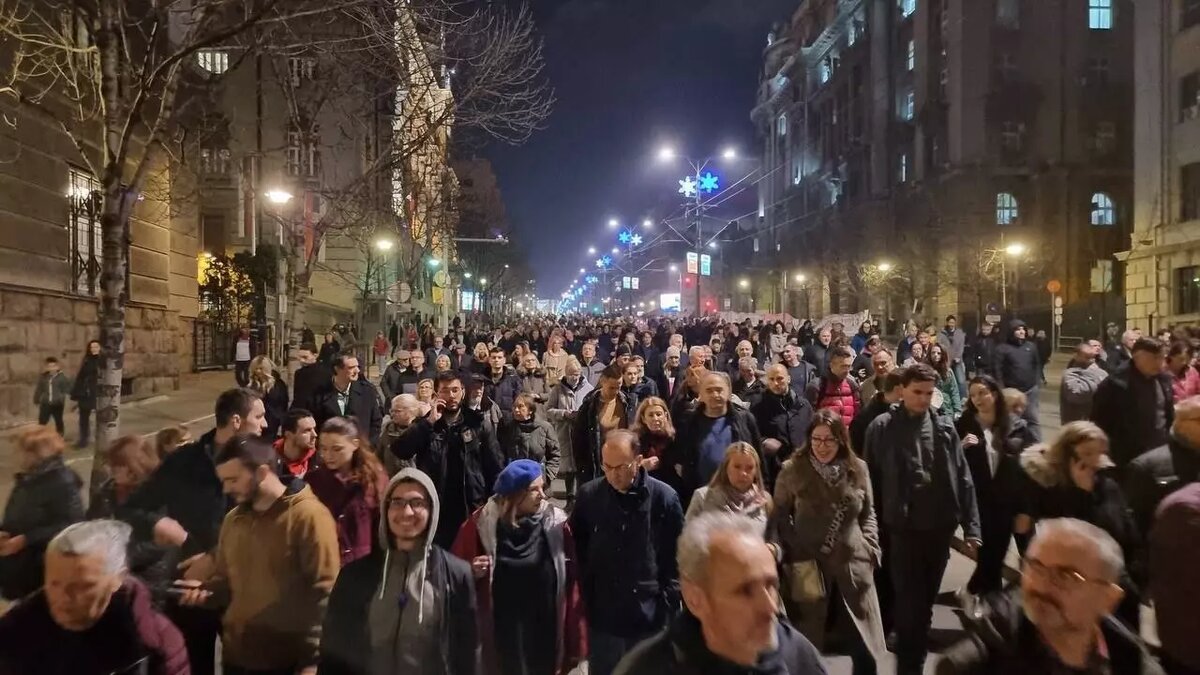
[938,328,967,363]
[1059,362,1108,425]
[863,405,981,540]
[546,377,594,475]
[33,372,70,406]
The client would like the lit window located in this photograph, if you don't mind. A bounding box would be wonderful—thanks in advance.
[1091,192,1116,225]
[907,41,915,70]
[777,113,788,137]
[197,50,228,74]
[1088,0,1113,30]
[900,0,917,18]
[996,192,1019,225]
[898,153,909,183]
[900,90,915,121]
[288,57,317,87]
[200,147,231,175]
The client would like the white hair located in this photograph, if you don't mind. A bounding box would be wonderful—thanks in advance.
[688,345,707,360]
[391,394,420,410]
[677,512,766,585]
[1031,517,1125,581]
[47,520,131,575]
[666,346,681,358]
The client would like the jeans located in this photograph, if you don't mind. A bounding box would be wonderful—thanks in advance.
[589,629,649,675]
[1022,384,1041,442]
[38,403,64,435]
[890,527,954,675]
[234,360,251,386]
[952,360,967,400]
[376,354,388,375]
[77,405,94,448]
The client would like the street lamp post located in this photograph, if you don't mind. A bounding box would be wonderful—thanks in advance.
[1002,241,1027,316]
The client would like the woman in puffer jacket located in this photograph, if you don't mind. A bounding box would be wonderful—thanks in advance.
[497,393,561,481]
[545,357,593,506]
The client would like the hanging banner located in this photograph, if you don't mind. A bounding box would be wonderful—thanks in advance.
[631,277,639,290]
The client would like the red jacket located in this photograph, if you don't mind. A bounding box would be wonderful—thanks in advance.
[808,375,862,426]
[451,499,587,675]
[305,467,386,566]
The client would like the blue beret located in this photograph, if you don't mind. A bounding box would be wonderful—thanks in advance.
[493,459,544,497]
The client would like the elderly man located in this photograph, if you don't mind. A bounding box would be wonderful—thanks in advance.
[1105,328,1141,375]
[614,513,825,674]
[380,350,410,404]
[1060,340,1108,424]
[380,393,425,476]
[939,518,1161,674]
[751,364,814,489]
[676,371,762,493]
[657,346,684,399]
[0,520,189,674]
[1092,337,1174,469]
[732,357,765,407]
[804,326,832,373]
[781,343,817,397]
[571,429,684,675]
[729,340,755,376]
[861,346,895,403]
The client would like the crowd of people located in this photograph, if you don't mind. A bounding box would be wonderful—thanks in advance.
[0,312,1198,675]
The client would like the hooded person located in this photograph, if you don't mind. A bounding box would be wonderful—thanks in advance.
[992,319,1044,441]
[320,468,479,675]
[451,460,587,675]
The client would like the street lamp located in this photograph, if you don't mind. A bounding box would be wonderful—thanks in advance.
[588,246,597,255]
[608,218,619,229]
[464,272,472,279]
[722,148,737,160]
[1005,243,1028,257]
[265,189,293,205]
[657,146,676,162]
[669,264,678,272]
[611,247,619,254]
[738,278,750,289]
[794,273,807,283]
[642,219,653,229]
[877,262,894,272]
[1003,241,1028,314]
[427,258,441,268]
[375,239,394,252]
[708,241,718,249]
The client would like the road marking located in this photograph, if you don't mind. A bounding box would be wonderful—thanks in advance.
[64,413,216,467]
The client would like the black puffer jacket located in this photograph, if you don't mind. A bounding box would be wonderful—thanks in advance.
[992,320,1041,392]
[0,456,84,599]
[496,417,561,481]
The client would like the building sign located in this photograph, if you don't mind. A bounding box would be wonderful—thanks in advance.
[631,276,639,290]
[622,276,632,289]
[686,252,699,274]
[700,254,712,277]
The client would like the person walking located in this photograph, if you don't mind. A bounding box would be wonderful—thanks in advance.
[1168,339,1200,401]
[69,340,102,448]
[290,344,327,413]
[969,322,997,379]
[863,363,981,675]
[517,353,550,406]
[484,347,523,418]
[320,468,479,675]
[307,417,389,566]
[782,343,818,398]
[273,409,320,480]
[497,394,561,481]
[938,315,968,398]
[570,364,636,484]
[247,355,289,440]
[311,353,383,445]
[372,331,390,378]
[318,332,342,368]
[807,347,863,427]
[570,429,684,675]
[992,320,1044,441]
[451,460,586,675]
[752,364,815,489]
[686,442,772,527]
[33,357,70,436]
[675,372,763,497]
[929,343,963,419]
[545,357,593,506]
[771,409,887,674]
[1091,337,1173,470]
[0,426,85,601]
[542,333,571,386]
[1060,340,1108,424]
[231,327,253,386]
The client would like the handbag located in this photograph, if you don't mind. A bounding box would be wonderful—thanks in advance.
[786,492,854,604]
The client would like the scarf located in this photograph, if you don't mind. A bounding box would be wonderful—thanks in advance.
[809,453,846,487]
[496,510,547,565]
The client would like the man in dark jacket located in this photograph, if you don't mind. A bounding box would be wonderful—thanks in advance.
[0,520,189,675]
[571,429,684,675]
[482,347,522,417]
[655,346,684,400]
[803,325,832,373]
[1149,483,1200,675]
[613,512,825,675]
[311,353,383,444]
[675,371,763,495]
[1105,327,1139,375]
[290,344,328,413]
[938,518,1158,675]
[572,366,638,484]
[851,370,903,454]
[637,331,662,383]
[864,364,981,675]
[1124,394,1200,534]
[380,350,409,403]
[752,364,814,488]
[389,372,502,549]
[120,387,267,675]
[731,357,765,408]
[969,322,997,378]
[993,319,1044,441]
[320,468,479,675]
[1092,337,1173,471]
[781,344,817,399]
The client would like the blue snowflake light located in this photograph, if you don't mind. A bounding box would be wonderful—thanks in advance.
[586,275,598,284]
[602,255,613,267]
[595,258,607,269]
[618,230,633,245]
[678,176,698,198]
[698,172,720,193]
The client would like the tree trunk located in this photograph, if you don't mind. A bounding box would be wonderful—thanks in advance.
[90,194,130,499]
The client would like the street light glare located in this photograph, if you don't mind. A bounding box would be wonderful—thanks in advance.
[265,189,294,204]
[722,148,737,160]
[612,247,620,254]
[669,264,678,272]
[643,219,653,229]
[1005,243,1028,257]
[375,239,394,252]
[608,218,619,228]
[738,278,750,289]
[708,242,718,249]
[877,262,894,272]
[794,273,807,283]
[657,146,676,162]
[427,258,441,268]
[464,272,472,279]
[588,246,597,255]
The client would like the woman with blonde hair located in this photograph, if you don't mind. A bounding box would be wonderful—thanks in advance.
[248,354,289,439]
[770,409,886,673]
[685,441,771,524]
[452,460,585,675]
[631,396,681,491]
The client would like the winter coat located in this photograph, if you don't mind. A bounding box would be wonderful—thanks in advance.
[497,417,561,481]
[803,342,829,373]
[380,360,407,404]
[569,470,684,639]
[291,362,329,413]
[785,360,818,399]
[32,372,70,407]
[1091,364,1174,468]
[318,340,341,367]
[849,395,890,456]
[851,331,870,355]
[806,374,863,426]
[518,368,550,403]
[541,349,571,385]
[769,332,789,362]
[751,390,815,488]
[306,467,388,566]
[250,371,289,440]
[483,367,522,416]
[938,588,1164,675]
[971,333,997,377]
[655,366,684,401]
[451,500,586,675]
[938,328,967,363]
[613,610,825,675]
[0,455,84,599]
[311,378,383,445]
[1124,435,1200,536]
[545,377,594,476]
[992,320,1041,392]
[0,578,189,675]
[770,454,887,665]
[956,412,1031,559]
[70,354,102,409]
[570,389,637,483]
[935,371,963,418]
[1149,484,1200,673]
[674,404,763,493]
[1059,362,1108,424]
[87,480,177,607]
[863,405,981,539]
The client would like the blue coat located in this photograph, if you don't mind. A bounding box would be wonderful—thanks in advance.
[569,470,683,639]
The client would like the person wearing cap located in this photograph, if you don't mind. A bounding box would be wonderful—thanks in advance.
[451,460,586,675]
[1125,394,1200,536]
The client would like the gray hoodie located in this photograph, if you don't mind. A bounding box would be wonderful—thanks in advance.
[1060,361,1108,425]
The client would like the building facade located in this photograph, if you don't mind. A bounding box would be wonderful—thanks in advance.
[751,0,1134,335]
[1123,0,1200,331]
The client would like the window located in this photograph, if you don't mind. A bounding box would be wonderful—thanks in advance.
[68,168,102,296]
[200,147,230,175]
[1183,163,1200,222]
[1092,121,1116,155]
[1177,266,1200,315]
[1090,192,1116,225]
[793,156,803,185]
[899,0,917,19]
[1088,0,1113,30]
[288,57,316,87]
[197,50,229,75]
[1086,56,1111,85]
[777,113,788,137]
[900,89,915,121]
[996,192,1019,225]
[1001,121,1025,152]
[200,213,226,254]
[287,127,321,177]
[1182,72,1200,122]
[997,53,1019,81]
[996,0,1020,28]
[898,152,909,183]
[906,40,915,70]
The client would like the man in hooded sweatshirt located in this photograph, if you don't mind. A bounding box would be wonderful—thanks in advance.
[992,319,1044,441]
[320,468,479,675]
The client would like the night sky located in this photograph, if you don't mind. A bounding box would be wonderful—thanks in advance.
[484,0,796,297]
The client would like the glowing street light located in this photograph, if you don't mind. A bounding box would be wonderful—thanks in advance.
[708,241,718,250]
[611,247,619,254]
[588,246,597,255]
[608,218,619,228]
[642,219,653,229]
[722,148,737,160]
[1005,242,1028,257]
[265,189,294,205]
[427,258,441,268]
[877,262,894,272]
[375,239,394,252]
[463,272,472,279]
[657,146,676,162]
[579,267,586,274]
[794,273,807,283]
[738,278,750,289]
[669,264,678,272]
[480,278,488,285]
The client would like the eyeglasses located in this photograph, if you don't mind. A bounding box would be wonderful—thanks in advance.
[387,497,430,513]
[1022,557,1112,591]
[810,436,839,447]
[601,460,638,473]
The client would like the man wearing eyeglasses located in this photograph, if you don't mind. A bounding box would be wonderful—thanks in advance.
[570,429,684,675]
[938,517,1161,674]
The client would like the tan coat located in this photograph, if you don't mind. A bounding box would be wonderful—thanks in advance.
[769,454,887,665]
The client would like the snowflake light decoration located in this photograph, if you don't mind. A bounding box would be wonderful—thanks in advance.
[630,234,643,247]
[586,275,598,284]
[678,176,698,198]
[595,258,607,269]
[698,172,720,193]
[618,230,633,245]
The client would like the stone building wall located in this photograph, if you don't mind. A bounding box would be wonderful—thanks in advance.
[0,286,183,429]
